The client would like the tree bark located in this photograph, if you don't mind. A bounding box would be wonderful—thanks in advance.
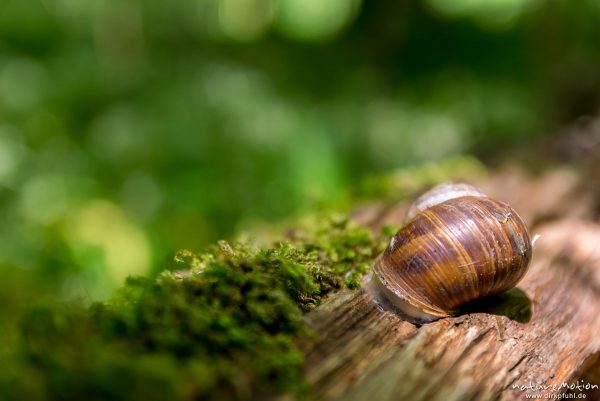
[301,167,600,401]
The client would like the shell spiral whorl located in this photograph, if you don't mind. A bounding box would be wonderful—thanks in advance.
[372,183,532,322]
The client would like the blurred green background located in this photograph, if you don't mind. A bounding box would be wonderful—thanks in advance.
[0,0,598,309]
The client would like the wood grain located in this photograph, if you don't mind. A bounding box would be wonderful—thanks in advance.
[301,168,600,401]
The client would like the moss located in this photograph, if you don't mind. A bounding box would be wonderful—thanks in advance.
[1,158,486,401]
[1,216,389,401]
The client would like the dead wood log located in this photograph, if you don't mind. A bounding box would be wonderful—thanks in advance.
[301,168,600,401]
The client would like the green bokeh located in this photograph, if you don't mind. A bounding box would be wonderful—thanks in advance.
[0,0,598,305]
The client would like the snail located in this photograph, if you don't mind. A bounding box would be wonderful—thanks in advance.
[372,182,533,322]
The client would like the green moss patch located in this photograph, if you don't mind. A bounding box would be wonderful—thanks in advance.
[1,217,390,401]
[1,157,486,401]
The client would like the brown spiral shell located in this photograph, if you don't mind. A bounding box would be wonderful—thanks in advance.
[372,183,533,322]
[404,182,486,223]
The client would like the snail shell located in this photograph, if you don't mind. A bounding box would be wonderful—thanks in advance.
[404,182,486,223]
[372,182,532,322]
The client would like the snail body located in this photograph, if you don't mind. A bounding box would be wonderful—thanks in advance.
[372,183,532,322]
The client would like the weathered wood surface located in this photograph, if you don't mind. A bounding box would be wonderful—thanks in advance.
[302,167,600,401]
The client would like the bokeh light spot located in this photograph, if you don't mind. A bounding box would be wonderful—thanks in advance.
[66,200,152,290]
[274,0,362,41]
[424,0,535,29]
[20,174,93,226]
[87,106,149,164]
